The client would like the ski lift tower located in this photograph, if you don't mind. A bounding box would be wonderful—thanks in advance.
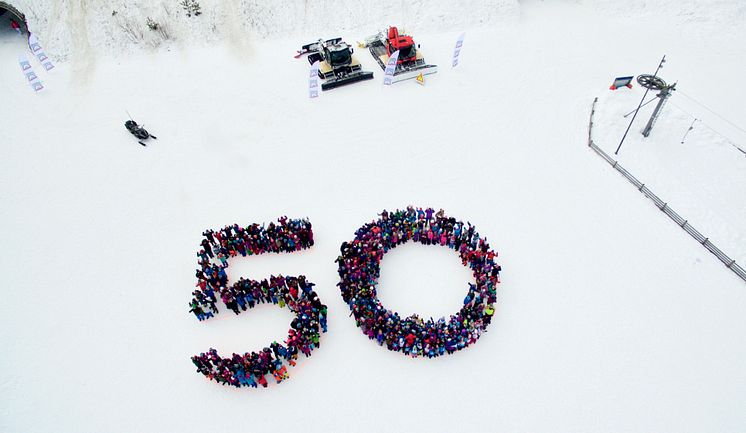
[615,55,666,155]
[637,74,676,137]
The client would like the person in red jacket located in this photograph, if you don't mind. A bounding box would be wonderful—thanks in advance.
[10,19,21,35]
[405,332,416,347]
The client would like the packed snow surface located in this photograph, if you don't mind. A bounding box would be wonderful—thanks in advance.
[2,1,746,433]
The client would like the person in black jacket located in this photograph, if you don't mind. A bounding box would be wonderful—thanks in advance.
[200,238,213,258]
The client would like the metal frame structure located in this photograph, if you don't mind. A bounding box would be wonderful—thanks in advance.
[588,97,746,283]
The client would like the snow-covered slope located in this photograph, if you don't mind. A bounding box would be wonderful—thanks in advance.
[2,2,746,433]
[593,87,746,266]
[9,0,746,60]
[12,0,520,59]
[578,0,746,24]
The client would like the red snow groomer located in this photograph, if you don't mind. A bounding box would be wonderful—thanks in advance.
[360,26,437,83]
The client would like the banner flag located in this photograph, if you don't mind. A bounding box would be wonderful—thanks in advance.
[452,33,465,67]
[18,54,44,92]
[383,50,400,85]
[28,33,55,71]
[309,60,320,98]
[609,76,634,90]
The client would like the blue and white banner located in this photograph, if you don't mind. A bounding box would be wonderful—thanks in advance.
[309,60,320,98]
[28,33,55,71]
[383,50,400,85]
[18,54,44,92]
[452,33,465,68]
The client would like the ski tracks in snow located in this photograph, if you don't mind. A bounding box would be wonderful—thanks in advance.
[222,0,253,59]
[68,0,96,83]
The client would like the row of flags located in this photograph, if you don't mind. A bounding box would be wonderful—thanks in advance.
[310,32,466,98]
[16,31,55,93]
[29,33,55,72]
[18,55,44,92]
[309,60,320,98]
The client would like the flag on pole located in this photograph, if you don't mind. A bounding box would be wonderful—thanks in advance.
[383,50,400,85]
[609,76,634,90]
[452,33,465,67]
[19,54,44,92]
[309,60,320,98]
[28,33,55,71]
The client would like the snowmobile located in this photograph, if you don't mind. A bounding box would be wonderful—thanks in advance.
[125,120,157,147]
[359,26,438,83]
[295,37,374,91]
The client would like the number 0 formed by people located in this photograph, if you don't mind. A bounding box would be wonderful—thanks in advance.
[189,207,502,389]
